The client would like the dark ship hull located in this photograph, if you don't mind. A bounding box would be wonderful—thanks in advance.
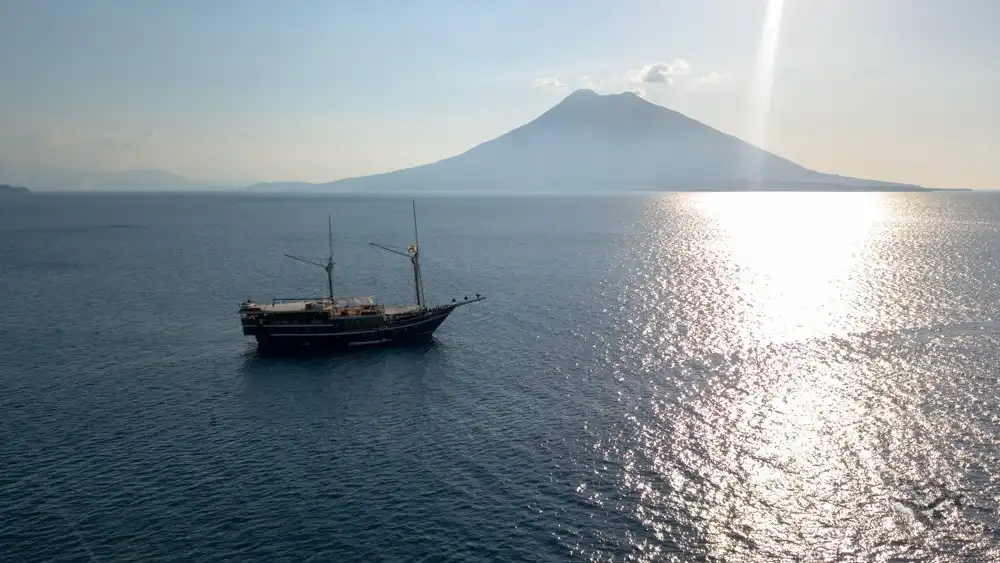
[242,303,471,351]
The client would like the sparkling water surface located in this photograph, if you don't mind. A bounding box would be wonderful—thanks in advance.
[2,192,1000,562]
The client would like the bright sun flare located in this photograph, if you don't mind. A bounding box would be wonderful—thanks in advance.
[743,0,786,181]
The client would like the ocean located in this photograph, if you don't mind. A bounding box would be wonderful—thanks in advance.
[2,191,1000,561]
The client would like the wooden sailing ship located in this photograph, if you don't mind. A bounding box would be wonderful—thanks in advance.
[238,201,484,350]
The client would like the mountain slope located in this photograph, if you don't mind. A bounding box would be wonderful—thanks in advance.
[259,90,926,192]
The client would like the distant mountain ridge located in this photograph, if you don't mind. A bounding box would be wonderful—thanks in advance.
[249,89,930,193]
[0,183,30,193]
[0,165,237,192]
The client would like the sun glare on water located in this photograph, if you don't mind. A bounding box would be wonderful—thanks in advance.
[693,191,889,344]
[651,192,895,559]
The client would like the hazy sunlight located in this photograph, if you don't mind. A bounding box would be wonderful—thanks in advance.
[744,0,786,180]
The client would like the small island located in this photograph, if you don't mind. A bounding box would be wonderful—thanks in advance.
[0,184,30,194]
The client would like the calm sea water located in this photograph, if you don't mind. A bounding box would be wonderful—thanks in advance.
[2,191,1000,562]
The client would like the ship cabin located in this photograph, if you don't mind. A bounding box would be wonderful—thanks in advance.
[239,296,383,328]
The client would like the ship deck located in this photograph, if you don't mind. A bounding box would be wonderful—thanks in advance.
[242,297,423,317]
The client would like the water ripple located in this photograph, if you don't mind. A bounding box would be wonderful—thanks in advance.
[3,193,1000,561]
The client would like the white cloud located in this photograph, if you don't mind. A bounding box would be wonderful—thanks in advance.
[531,61,723,97]
[625,59,692,84]
[580,75,612,91]
[533,77,568,91]
[699,72,722,84]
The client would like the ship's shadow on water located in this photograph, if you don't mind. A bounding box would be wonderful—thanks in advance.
[237,339,447,389]
[234,338,453,427]
[241,338,443,361]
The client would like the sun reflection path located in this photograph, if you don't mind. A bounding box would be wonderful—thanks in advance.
[590,193,999,561]
[694,192,889,345]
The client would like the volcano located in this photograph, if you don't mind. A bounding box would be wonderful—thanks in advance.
[252,89,926,192]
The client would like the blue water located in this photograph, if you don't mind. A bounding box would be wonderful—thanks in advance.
[2,192,1000,561]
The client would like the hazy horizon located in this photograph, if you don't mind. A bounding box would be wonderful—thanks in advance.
[2,0,998,189]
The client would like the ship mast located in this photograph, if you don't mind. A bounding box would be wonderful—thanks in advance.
[284,215,336,306]
[327,216,335,303]
[411,200,426,308]
[368,199,427,310]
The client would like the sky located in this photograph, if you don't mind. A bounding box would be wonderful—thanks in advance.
[0,0,998,189]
